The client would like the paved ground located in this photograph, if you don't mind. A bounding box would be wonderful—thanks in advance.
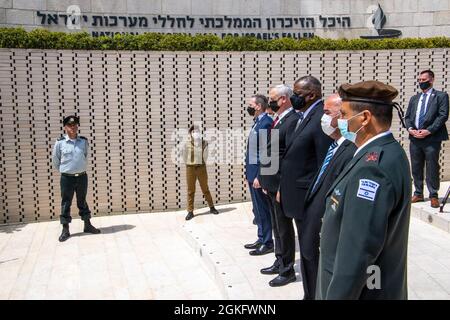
[1,194,450,299]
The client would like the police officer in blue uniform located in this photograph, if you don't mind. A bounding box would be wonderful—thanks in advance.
[52,115,100,242]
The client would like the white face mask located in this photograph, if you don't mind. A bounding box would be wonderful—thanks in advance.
[320,114,337,136]
[192,132,201,140]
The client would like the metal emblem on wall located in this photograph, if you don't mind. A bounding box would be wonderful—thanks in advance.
[361,3,402,39]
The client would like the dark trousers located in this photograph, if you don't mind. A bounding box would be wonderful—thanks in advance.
[299,210,323,300]
[410,140,441,198]
[60,174,91,224]
[248,182,273,246]
[266,191,296,277]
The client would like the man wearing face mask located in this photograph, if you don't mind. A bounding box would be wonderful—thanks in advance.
[183,125,219,220]
[273,76,333,287]
[244,95,274,255]
[258,85,299,284]
[299,94,357,300]
[316,80,411,300]
[405,70,449,208]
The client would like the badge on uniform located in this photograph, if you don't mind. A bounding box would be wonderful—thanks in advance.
[357,179,380,201]
[330,195,339,211]
[365,152,379,162]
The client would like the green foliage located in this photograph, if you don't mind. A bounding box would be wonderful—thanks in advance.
[1,27,450,51]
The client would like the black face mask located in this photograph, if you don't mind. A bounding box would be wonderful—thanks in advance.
[269,101,280,113]
[247,106,256,116]
[419,81,431,91]
[290,94,306,110]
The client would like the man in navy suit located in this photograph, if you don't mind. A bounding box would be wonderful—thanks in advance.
[244,95,274,255]
[405,70,449,208]
[299,94,357,299]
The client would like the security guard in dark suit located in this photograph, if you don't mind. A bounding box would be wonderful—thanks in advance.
[316,81,411,300]
[52,116,100,242]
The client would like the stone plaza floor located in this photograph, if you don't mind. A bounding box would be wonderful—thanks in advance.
[1,182,450,300]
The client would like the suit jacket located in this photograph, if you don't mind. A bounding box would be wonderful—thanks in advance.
[245,113,273,182]
[279,101,333,220]
[405,89,449,142]
[316,133,411,300]
[258,109,299,193]
[300,139,357,260]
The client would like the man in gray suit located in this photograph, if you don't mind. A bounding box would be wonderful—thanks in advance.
[405,69,449,208]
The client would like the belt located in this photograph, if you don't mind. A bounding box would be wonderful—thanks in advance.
[61,172,86,177]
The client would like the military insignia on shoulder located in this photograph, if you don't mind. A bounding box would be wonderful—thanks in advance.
[365,152,379,162]
[79,136,87,140]
[57,136,64,141]
[357,179,380,201]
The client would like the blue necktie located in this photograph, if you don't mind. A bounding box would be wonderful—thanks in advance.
[418,93,427,129]
[312,141,339,192]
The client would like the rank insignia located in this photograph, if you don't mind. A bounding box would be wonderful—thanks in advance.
[366,152,378,162]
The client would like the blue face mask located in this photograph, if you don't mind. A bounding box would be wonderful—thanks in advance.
[337,112,364,143]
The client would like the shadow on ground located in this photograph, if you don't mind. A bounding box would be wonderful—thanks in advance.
[193,207,237,218]
[0,223,28,234]
[70,224,136,237]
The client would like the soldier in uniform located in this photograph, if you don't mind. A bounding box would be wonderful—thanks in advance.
[52,115,101,242]
[316,81,412,300]
[182,125,219,220]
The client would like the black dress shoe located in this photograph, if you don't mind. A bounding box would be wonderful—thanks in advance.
[84,223,101,234]
[185,212,194,220]
[249,244,274,256]
[59,227,70,242]
[269,274,296,287]
[210,207,219,214]
[260,264,280,275]
[244,240,261,249]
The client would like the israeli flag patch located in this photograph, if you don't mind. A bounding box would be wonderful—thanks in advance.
[357,179,380,201]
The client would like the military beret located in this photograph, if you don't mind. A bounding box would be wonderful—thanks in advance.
[338,80,398,105]
[63,115,79,126]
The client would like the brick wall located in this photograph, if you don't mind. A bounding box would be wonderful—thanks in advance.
[0,48,449,224]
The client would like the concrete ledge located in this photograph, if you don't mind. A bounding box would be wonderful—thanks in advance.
[410,181,450,234]
[178,203,302,300]
[179,222,255,299]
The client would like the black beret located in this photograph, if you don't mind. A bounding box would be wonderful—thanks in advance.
[63,115,79,126]
[338,80,398,105]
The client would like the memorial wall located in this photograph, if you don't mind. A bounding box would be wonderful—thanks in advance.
[1,0,450,39]
[0,48,449,224]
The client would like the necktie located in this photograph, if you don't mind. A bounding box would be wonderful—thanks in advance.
[311,141,339,193]
[294,112,304,132]
[271,116,280,129]
[418,93,428,129]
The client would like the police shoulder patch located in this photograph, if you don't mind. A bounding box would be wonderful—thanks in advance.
[357,179,380,201]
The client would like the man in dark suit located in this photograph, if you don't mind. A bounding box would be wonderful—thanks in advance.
[316,80,411,300]
[244,94,274,255]
[274,76,333,287]
[258,85,299,284]
[405,69,449,208]
[299,93,357,300]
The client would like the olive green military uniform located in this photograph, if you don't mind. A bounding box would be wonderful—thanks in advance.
[316,81,412,300]
[183,138,214,212]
